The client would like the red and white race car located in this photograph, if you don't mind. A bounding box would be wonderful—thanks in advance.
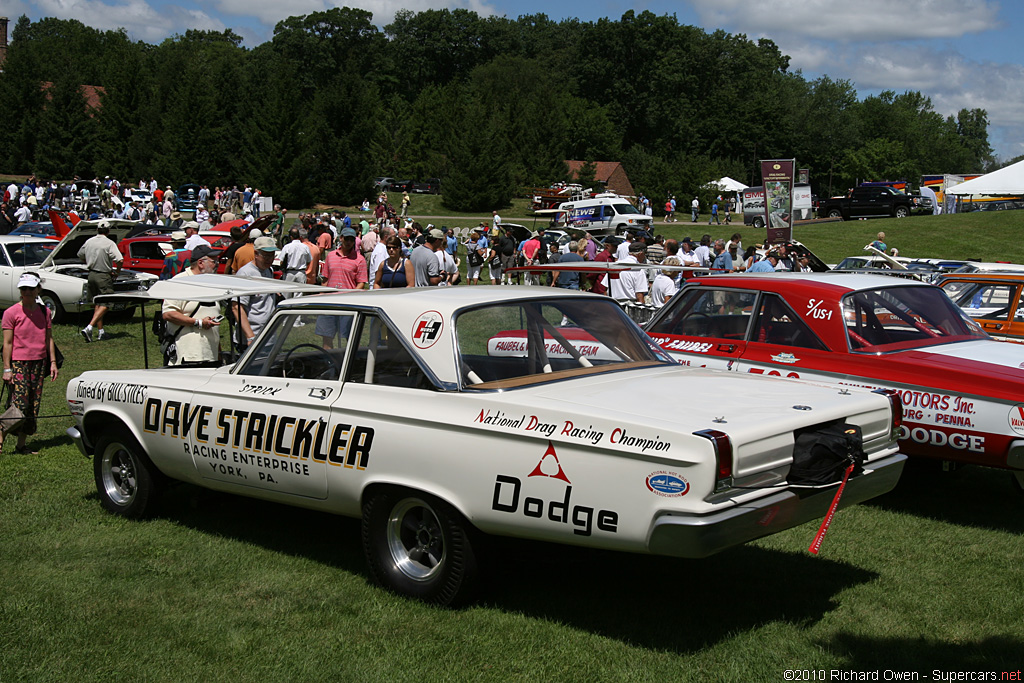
[642,272,1024,490]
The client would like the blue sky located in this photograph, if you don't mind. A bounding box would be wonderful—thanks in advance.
[2,0,1020,163]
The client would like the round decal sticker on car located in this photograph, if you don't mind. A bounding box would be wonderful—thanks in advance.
[412,310,444,349]
[1008,404,1024,436]
[646,471,689,497]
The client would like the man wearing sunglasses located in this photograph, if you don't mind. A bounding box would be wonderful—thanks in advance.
[161,244,222,366]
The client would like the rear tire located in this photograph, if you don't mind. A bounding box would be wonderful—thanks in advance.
[94,425,162,519]
[827,209,843,219]
[362,489,478,606]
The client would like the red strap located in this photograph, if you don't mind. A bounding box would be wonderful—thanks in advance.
[807,462,855,555]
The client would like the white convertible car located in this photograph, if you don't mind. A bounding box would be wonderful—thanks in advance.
[67,285,906,604]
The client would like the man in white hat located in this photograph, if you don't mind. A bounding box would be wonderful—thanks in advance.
[182,222,205,251]
[161,243,222,366]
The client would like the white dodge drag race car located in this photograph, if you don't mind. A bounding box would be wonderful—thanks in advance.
[67,284,905,604]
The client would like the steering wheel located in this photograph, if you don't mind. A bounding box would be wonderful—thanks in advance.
[282,343,339,380]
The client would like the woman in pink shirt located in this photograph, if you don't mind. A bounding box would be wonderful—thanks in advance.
[2,272,59,454]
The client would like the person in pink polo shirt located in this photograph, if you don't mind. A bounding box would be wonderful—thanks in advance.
[2,272,59,454]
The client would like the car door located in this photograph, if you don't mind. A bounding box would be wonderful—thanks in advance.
[124,241,167,275]
[0,245,13,305]
[186,309,365,501]
[732,293,835,380]
[646,286,758,369]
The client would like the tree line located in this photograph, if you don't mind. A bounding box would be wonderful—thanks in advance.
[0,8,997,211]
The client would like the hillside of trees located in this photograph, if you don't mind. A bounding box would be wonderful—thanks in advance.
[0,9,997,210]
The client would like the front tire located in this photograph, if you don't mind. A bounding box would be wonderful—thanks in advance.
[895,206,909,218]
[752,217,765,229]
[40,291,64,324]
[362,489,478,606]
[94,426,161,519]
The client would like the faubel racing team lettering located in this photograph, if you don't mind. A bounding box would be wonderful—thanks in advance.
[648,337,713,354]
[75,381,147,405]
[142,397,374,470]
[474,409,671,452]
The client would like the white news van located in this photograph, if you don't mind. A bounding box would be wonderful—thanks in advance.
[556,193,653,235]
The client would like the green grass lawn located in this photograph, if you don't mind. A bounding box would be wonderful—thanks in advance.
[3,211,1024,679]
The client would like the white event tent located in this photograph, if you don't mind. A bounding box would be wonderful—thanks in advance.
[709,177,749,192]
[946,159,1024,196]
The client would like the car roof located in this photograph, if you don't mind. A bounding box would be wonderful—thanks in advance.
[279,284,599,312]
[0,235,55,244]
[686,271,932,294]
[938,272,1024,282]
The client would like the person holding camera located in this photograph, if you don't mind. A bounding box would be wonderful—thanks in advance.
[161,244,222,366]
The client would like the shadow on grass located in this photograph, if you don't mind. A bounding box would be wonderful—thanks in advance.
[863,460,1024,534]
[135,482,877,655]
[821,632,1022,669]
[475,539,875,654]
[155,484,366,575]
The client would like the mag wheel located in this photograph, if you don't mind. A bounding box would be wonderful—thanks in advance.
[94,426,161,519]
[362,490,478,606]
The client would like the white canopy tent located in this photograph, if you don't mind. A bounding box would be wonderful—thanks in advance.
[708,177,749,192]
[946,159,1024,196]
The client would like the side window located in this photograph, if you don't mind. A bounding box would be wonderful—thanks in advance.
[345,314,433,390]
[948,283,1016,322]
[236,311,353,380]
[646,288,756,340]
[750,294,828,350]
[0,247,9,267]
[130,242,167,260]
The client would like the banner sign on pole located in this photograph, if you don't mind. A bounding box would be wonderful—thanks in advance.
[798,168,809,185]
[761,159,795,244]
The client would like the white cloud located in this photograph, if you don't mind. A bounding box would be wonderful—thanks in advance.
[26,0,224,42]
[778,37,1024,161]
[691,0,999,42]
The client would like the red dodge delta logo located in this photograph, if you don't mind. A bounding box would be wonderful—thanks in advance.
[412,310,444,349]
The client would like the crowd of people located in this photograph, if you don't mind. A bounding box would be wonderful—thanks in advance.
[0,176,265,232]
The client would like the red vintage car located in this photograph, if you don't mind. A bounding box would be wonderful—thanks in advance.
[117,232,235,276]
[644,272,1024,491]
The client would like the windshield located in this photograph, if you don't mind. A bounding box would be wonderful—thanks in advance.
[8,241,56,267]
[842,286,988,353]
[456,298,670,388]
[835,257,868,270]
[613,203,641,216]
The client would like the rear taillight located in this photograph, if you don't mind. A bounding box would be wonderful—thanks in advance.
[874,388,903,439]
[694,429,733,492]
